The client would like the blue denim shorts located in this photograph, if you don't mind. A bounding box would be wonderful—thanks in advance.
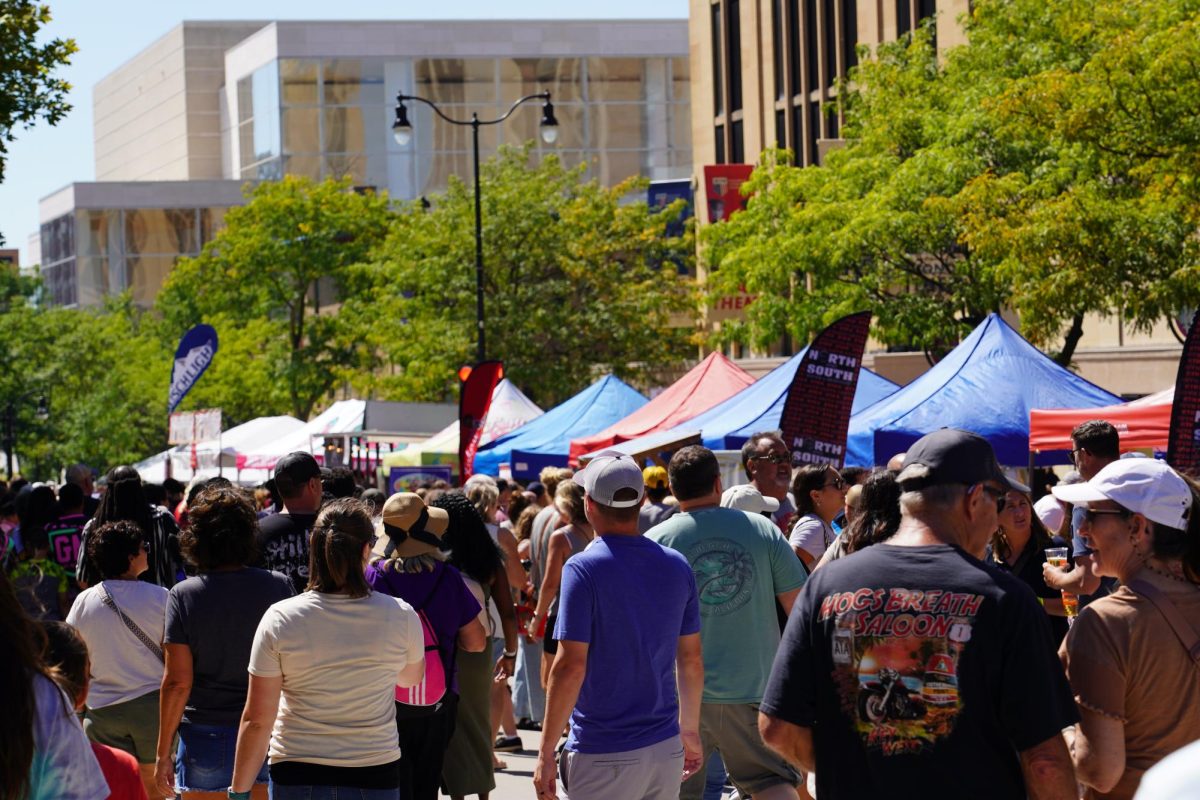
[176,722,269,792]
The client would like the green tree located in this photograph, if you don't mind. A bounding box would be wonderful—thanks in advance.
[704,2,1200,363]
[156,176,394,419]
[0,1,76,193]
[342,145,697,406]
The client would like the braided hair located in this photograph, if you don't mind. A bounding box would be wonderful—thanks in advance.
[431,491,502,585]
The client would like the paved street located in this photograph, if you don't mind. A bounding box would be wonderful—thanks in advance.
[490,729,545,799]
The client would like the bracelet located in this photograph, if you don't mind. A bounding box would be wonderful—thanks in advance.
[1037,596,1045,607]
[503,650,517,658]
[228,789,251,799]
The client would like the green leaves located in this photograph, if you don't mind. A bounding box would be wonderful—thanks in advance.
[0,1,76,195]
[702,1,1200,363]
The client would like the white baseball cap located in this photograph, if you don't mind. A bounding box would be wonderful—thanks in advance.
[720,484,781,514]
[573,450,645,508]
[1052,458,1192,531]
[1033,494,1065,533]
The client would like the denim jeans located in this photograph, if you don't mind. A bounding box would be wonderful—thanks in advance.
[268,785,399,800]
[512,635,545,722]
[703,751,729,800]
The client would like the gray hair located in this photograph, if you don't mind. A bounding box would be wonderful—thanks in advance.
[898,477,966,515]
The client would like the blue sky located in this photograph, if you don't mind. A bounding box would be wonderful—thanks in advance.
[0,0,687,263]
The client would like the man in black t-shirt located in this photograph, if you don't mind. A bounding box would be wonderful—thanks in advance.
[254,452,323,592]
[759,429,1079,800]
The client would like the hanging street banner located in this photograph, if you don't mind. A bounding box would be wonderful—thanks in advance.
[1167,318,1200,475]
[779,312,873,468]
[459,360,505,481]
[168,324,218,413]
[703,164,754,223]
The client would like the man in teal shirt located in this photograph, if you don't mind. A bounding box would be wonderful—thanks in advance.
[647,445,807,800]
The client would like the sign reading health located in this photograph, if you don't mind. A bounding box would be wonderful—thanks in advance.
[168,324,218,413]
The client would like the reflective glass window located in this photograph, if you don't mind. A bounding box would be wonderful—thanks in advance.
[503,102,584,150]
[595,149,644,185]
[77,256,111,307]
[281,155,320,179]
[282,107,320,154]
[324,59,385,105]
[323,153,368,183]
[323,106,367,154]
[592,104,646,151]
[498,58,583,103]
[237,77,253,123]
[281,60,319,105]
[76,210,119,259]
[127,255,177,307]
[124,209,197,256]
[415,59,497,105]
[670,58,689,103]
[587,58,645,102]
[199,208,228,245]
[251,62,281,163]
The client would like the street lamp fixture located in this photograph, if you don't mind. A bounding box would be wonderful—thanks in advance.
[390,90,559,364]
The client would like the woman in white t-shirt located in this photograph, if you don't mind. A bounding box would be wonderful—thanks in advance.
[66,519,168,800]
[788,464,847,570]
[229,498,424,800]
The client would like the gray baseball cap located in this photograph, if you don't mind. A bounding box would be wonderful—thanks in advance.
[573,450,645,508]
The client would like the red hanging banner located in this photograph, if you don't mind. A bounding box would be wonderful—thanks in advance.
[779,312,873,468]
[1167,322,1200,475]
[459,360,505,481]
[703,164,754,223]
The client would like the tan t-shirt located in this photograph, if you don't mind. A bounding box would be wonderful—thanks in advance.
[1059,569,1200,800]
[248,589,422,768]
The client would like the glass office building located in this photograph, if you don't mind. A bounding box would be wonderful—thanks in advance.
[234,55,690,196]
[36,19,691,307]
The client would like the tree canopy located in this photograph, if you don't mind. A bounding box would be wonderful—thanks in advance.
[341,145,697,406]
[703,0,1200,363]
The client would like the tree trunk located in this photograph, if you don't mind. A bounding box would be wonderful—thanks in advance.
[1055,313,1085,367]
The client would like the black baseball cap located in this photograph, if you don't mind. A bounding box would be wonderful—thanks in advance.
[898,429,1012,490]
[274,451,322,484]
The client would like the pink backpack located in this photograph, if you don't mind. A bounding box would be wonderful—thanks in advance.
[395,566,449,710]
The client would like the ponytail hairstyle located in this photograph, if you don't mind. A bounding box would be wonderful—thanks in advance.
[306,498,374,598]
[0,569,50,799]
[1150,473,1200,584]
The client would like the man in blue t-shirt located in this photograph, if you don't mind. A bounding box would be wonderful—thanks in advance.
[534,450,704,800]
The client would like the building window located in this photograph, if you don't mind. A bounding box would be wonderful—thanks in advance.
[775,109,786,148]
[772,0,785,100]
[808,101,821,165]
[727,0,743,113]
[804,0,819,95]
[731,120,744,163]
[787,0,801,103]
[918,0,937,48]
[823,0,838,91]
[711,2,724,116]
[790,104,804,163]
[897,0,912,36]
[715,124,726,164]
[842,0,858,71]
[827,105,839,140]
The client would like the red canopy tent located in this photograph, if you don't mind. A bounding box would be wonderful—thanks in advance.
[568,352,755,465]
[1028,387,1174,452]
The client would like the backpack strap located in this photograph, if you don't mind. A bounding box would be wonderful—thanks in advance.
[1126,579,1200,666]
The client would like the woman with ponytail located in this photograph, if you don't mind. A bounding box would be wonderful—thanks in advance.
[1051,459,1200,799]
[228,499,425,800]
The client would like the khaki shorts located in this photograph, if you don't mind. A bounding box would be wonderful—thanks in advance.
[679,702,801,800]
[84,689,161,764]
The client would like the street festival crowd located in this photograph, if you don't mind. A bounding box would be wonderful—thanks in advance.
[3,421,1200,800]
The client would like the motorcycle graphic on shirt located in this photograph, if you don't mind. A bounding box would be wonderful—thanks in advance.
[821,588,982,756]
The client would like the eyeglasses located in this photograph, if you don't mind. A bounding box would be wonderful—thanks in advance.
[970,484,1007,513]
[1070,447,1085,464]
[822,477,846,490]
[750,453,791,466]
[1081,508,1131,524]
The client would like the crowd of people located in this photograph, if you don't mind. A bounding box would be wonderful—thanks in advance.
[3,417,1199,800]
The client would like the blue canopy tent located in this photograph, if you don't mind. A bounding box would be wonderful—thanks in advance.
[596,349,900,460]
[845,313,1121,467]
[473,375,647,478]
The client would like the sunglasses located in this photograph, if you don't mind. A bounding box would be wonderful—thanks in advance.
[822,477,846,490]
[1081,508,1131,524]
[970,483,1007,513]
[750,453,791,466]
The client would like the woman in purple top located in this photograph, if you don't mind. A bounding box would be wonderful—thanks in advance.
[365,492,486,800]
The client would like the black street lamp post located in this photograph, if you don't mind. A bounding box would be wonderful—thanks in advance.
[392,91,558,364]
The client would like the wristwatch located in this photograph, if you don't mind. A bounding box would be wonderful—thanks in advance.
[228,789,251,799]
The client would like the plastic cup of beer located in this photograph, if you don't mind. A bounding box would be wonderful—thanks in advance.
[1045,547,1068,568]
[1044,547,1077,622]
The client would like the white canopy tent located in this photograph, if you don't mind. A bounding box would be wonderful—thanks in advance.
[133,415,306,485]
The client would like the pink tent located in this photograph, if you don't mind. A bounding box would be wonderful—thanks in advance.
[568,352,755,465]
